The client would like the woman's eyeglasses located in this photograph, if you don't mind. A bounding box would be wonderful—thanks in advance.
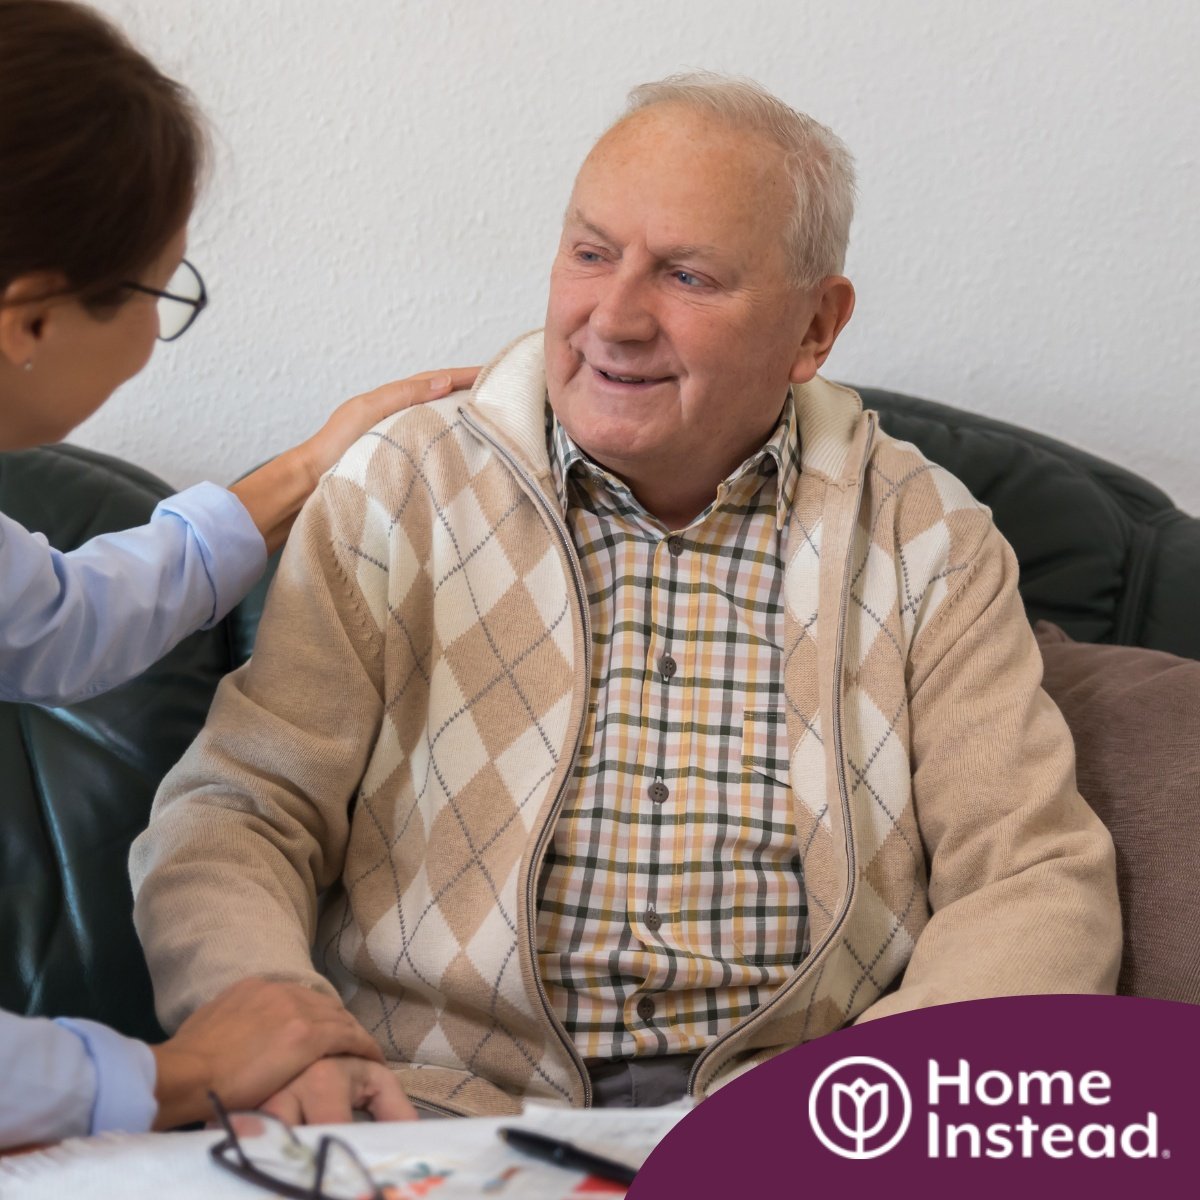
[207,1091,390,1200]
[122,258,207,341]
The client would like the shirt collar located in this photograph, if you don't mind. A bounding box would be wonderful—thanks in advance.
[547,390,800,532]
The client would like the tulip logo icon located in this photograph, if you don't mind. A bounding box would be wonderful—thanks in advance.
[809,1056,913,1160]
[833,1078,889,1150]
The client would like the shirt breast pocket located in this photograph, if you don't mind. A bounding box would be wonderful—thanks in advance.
[742,709,789,786]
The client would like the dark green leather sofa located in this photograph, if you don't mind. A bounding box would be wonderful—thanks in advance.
[3,388,1198,1042]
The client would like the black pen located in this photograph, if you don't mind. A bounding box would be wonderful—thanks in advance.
[498,1126,639,1186]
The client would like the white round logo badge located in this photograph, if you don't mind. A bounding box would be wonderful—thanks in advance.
[808,1055,913,1160]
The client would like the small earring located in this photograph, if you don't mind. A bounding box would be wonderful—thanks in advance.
[23,360,33,372]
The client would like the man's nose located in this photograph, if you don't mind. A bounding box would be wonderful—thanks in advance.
[589,268,657,343]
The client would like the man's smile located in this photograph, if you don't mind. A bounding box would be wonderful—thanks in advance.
[589,364,674,390]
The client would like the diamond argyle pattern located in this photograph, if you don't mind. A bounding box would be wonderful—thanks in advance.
[782,474,837,941]
[312,400,585,1110]
[316,402,990,1104]
[804,439,986,1018]
[701,431,992,1093]
[137,339,1112,1118]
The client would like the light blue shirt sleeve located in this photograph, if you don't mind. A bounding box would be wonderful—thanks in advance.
[0,481,266,706]
[0,1011,157,1148]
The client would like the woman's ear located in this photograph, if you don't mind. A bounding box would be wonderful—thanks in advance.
[0,272,67,368]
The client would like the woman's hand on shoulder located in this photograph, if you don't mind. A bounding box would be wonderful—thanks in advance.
[296,366,480,489]
[230,366,479,554]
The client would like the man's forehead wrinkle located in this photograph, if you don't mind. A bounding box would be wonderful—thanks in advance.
[567,206,726,266]
[561,105,797,285]
[565,209,614,243]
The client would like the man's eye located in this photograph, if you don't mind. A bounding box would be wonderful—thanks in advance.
[575,249,603,264]
[672,270,704,287]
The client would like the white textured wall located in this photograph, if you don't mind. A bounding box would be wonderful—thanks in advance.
[80,0,1199,513]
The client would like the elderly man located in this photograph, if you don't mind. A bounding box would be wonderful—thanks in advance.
[131,74,1120,1120]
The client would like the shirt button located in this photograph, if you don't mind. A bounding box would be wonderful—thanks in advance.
[645,909,662,932]
[658,654,677,680]
[667,536,685,557]
[648,780,670,804]
[637,996,656,1022]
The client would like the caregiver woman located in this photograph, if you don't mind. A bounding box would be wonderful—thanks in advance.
[0,0,470,1145]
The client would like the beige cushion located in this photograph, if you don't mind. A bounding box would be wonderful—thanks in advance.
[1035,622,1200,1003]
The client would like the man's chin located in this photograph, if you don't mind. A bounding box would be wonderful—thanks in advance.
[561,423,659,480]
[554,374,674,423]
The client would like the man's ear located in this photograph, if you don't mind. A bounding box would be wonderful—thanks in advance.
[0,272,67,369]
[788,276,856,386]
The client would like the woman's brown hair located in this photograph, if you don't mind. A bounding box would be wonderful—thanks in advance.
[0,0,206,307]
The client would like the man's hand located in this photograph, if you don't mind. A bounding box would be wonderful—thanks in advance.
[260,1056,418,1125]
[150,978,383,1130]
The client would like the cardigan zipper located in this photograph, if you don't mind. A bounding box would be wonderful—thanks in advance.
[686,412,878,1097]
[412,1097,469,1119]
[460,409,595,1107]
[463,403,877,1104]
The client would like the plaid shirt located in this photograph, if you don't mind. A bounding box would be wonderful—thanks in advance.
[536,401,809,1061]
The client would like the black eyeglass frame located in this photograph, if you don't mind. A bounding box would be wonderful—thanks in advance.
[207,1091,387,1200]
[121,257,208,342]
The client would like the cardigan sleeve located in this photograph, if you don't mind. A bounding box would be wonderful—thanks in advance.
[130,478,385,1030]
[856,523,1121,1021]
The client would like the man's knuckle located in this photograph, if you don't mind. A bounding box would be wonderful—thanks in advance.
[308,1058,341,1082]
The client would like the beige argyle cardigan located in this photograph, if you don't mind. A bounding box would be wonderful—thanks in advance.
[131,332,1120,1117]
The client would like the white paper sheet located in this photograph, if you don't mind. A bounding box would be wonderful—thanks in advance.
[0,1102,687,1199]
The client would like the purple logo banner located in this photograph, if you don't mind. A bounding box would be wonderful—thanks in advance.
[629,996,1194,1197]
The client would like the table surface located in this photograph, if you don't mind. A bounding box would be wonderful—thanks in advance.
[0,1104,685,1199]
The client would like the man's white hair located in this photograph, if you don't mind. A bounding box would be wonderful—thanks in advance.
[622,72,856,289]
